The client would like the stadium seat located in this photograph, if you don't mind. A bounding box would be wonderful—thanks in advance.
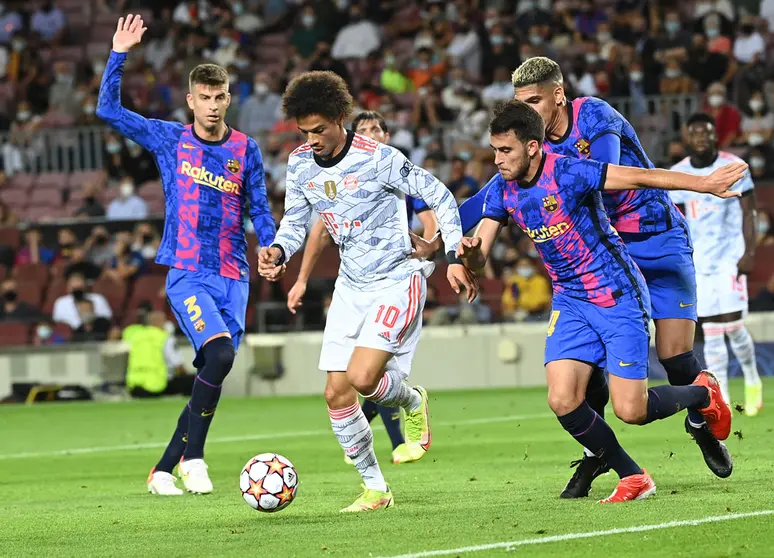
[52,322,73,342]
[2,190,29,208]
[29,188,63,208]
[0,323,31,346]
[13,263,50,285]
[43,279,68,315]
[68,170,108,190]
[125,275,167,319]
[7,173,35,189]
[17,279,44,307]
[92,277,128,319]
[0,227,21,250]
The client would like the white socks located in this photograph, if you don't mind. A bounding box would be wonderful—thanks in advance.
[365,369,421,412]
[329,402,387,492]
[726,320,761,388]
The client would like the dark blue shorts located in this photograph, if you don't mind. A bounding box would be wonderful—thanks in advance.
[620,224,697,322]
[545,291,651,380]
[166,268,248,359]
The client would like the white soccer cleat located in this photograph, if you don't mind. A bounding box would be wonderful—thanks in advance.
[147,468,184,496]
[178,458,214,494]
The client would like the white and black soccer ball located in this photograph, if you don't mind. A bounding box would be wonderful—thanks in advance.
[239,453,298,512]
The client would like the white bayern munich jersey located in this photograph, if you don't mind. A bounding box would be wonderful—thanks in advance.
[669,151,754,275]
[272,132,462,291]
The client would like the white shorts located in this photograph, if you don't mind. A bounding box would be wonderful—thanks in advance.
[696,267,748,319]
[318,273,426,378]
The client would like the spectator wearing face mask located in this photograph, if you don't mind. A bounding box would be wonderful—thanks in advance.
[104,131,126,180]
[703,82,741,147]
[131,222,160,260]
[684,34,736,91]
[31,1,66,44]
[483,23,518,84]
[2,101,43,175]
[733,18,766,65]
[331,4,381,60]
[0,279,44,323]
[290,6,329,59]
[74,182,106,219]
[65,246,103,281]
[702,13,731,55]
[407,46,446,91]
[85,226,115,267]
[71,299,111,342]
[659,56,697,94]
[500,256,551,322]
[747,148,773,180]
[53,273,112,329]
[106,178,148,221]
[237,72,282,139]
[33,319,67,346]
[380,51,412,94]
[655,10,692,61]
[49,60,80,119]
[741,91,774,148]
[56,228,79,261]
[103,232,146,282]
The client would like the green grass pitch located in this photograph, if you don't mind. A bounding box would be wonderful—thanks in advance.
[2,378,773,558]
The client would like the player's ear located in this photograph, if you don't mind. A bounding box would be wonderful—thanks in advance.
[186,92,194,111]
[527,139,540,157]
[553,85,565,106]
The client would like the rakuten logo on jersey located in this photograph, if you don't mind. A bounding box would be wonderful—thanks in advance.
[180,161,241,195]
[525,222,570,243]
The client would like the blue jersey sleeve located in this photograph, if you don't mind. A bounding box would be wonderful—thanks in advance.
[96,51,183,152]
[556,158,608,210]
[458,182,491,233]
[245,138,275,247]
[410,196,429,213]
[589,133,621,165]
[481,175,509,223]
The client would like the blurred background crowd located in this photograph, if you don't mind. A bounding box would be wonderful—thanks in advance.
[2,0,774,348]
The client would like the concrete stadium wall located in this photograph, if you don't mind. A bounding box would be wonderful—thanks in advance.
[4,313,774,399]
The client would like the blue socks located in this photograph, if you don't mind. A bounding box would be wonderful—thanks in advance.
[155,405,189,473]
[558,402,642,478]
[361,399,405,450]
[644,385,709,424]
[182,337,235,461]
[660,351,706,425]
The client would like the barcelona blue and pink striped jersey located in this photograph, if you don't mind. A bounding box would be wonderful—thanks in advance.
[482,153,646,307]
[543,97,683,234]
[96,51,275,282]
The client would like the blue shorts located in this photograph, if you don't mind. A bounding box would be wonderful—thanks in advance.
[166,268,249,364]
[620,224,697,322]
[545,291,651,380]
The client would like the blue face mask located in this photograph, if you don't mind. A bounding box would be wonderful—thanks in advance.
[665,20,680,34]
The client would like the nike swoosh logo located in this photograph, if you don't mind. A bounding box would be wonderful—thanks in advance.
[182,143,197,149]
[201,410,215,417]
[679,302,694,308]
[619,361,636,367]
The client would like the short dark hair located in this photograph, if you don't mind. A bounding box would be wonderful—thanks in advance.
[489,100,545,144]
[189,64,229,91]
[352,111,388,134]
[686,113,716,128]
[282,71,354,121]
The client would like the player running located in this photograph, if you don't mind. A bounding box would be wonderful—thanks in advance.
[258,71,476,512]
[97,15,275,496]
[459,100,737,503]
[670,114,763,415]
[285,110,438,466]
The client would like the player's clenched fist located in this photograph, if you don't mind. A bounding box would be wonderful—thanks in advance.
[112,14,147,53]
[258,247,286,281]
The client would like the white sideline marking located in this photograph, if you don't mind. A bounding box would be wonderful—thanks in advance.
[378,510,774,558]
[0,412,553,460]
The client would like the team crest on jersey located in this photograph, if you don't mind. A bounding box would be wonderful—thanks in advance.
[574,138,590,156]
[344,174,358,191]
[324,180,337,200]
[226,159,241,174]
[542,195,558,212]
[194,319,206,332]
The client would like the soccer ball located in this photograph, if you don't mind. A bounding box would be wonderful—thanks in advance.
[239,453,298,512]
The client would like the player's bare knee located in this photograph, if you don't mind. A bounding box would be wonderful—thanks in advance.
[547,391,583,417]
[612,401,647,425]
[347,370,380,398]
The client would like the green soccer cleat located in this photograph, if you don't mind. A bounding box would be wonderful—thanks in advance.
[340,485,394,513]
[404,386,431,456]
[745,383,763,417]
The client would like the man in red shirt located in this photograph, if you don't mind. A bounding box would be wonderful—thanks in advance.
[703,82,741,148]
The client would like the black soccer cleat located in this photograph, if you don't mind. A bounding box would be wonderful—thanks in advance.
[685,416,733,479]
[560,455,611,499]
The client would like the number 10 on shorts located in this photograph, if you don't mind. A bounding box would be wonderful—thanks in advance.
[375,305,400,328]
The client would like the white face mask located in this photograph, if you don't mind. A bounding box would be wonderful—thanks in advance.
[107,142,121,154]
[516,266,534,278]
[37,325,52,340]
[120,183,134,198]
[750,99,764,112]
[597,32,612,43]
[708,94,724,108]
[706,28,720,39]
[665,68,681,79]
[758,219,770,234]
[254,82,268,95]
[83,104,95,115]
[302,14,315,27]
[751,157,765,170]
[630,71,643,82]
[748,133,764,146]
[17,110,30,121]
[585,53,598,64]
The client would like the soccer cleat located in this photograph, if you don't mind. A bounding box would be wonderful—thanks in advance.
[598,469,656,503]
[693,371,732,440]
[392,443,422,464]
[178,458,213,494]
[340,485,394,513]
[745,383,763,417]
[343,452,354,465]
[147,467,184,496]
[404,385,431,456]
[560,455,611,499]
[685,416,733,478]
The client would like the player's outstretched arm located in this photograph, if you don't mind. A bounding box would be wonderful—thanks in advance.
[96,14,171,151]
[458,180,495,235]
[265,164,313,275]
[287,221,331,314]
[603,162,749,199]
[456,218,502,271]
[245,139,276,248]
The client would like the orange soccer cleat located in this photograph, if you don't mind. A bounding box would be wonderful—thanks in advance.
[693,371,732,440]
[598,470,656,504]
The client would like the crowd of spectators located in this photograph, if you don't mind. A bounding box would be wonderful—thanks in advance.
[1,0,774,333]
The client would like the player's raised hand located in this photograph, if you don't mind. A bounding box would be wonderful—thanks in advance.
[287,281,307,314]
[699,162,748,199]
[456,236,482,258]
[447,264,480,303]
[258,246,282,278]
[112,14,148,53]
